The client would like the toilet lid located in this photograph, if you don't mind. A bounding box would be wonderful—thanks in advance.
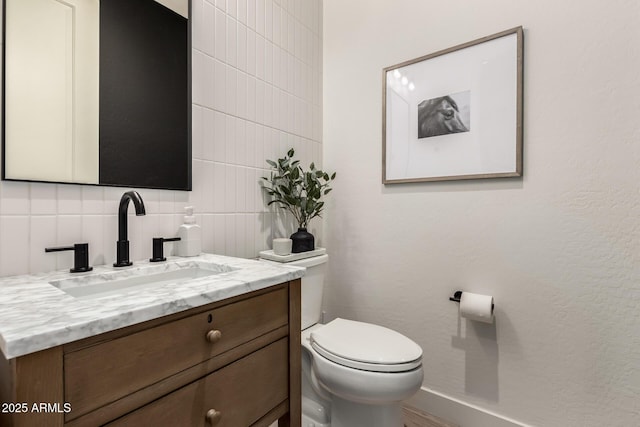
[310,318,423,373]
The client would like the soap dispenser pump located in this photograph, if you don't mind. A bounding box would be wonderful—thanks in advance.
[177,206,201,257]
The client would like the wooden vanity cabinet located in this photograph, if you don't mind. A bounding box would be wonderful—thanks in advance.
[0,280,301,427]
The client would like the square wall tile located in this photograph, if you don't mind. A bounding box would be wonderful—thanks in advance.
[236,119,248,167]
[255,80,265,124]
[227,0,237,18]
[192,0,205,50]
[102,215,118,266]
[192,49,205,106]
[264,84,273,127]
[247,76,256,121]
[245,214,257,258]
[139,214,160,261]
[224,165,237,212]
[82,186,104,215]
[273,3,281,46]
[30,216,57,274]
[256,0,265,36]
[209,165,227,215]
[203,107,216,161]
[237,0,247,25]
[82,215,105,267]
[225,215,237,256]
[157,190,176,214]
[226,66,238,116]
[265,41,273,84]
[247,30,256,76]
[237,24,247,72]
[235,214,246,257]
[226,16,237,67]
[57,185,82,215]
[226,115,237,164]
[56,215,83,271]
[265,0,273,42]
[202,161,215,212]
[213,111,227,162]
[0,181,30,215]
[214,59,227,112]
[236,168,247,212]
[201,214,215,252]
[190,160,204,212]
[215,8,227,61]
[213,214,226,254]
[256,35,265,80]
[202,0,216,56]
[193,105,205,159]
[30,183,57,215]
[247,0,256,30]
[237,72,248,119]
[204,54,216,109]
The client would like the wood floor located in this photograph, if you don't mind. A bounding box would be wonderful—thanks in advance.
[268,405,457,427]
[403,405,458,427]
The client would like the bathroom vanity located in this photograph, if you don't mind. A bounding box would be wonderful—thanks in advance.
[0,254,304,427]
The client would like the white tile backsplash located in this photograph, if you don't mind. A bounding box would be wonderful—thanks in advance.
[237,24,247,72]
[256,0,265,36]
[202,1,216,56]
[0,0,322,277]
[227,0,237,18]
[265,0,273,42]
[215,8,227,61]
[226,16,237,67]
[30,184,57,215]
[30,216,57,273]
[81,186,104,215]
[237,0,247,25]
[247,0,256,30]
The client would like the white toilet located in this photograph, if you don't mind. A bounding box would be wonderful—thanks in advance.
[287,254,424,427]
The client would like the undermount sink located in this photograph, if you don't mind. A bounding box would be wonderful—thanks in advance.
[49,260,238,299]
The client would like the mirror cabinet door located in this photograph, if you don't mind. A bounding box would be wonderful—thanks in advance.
[2,0,191,191]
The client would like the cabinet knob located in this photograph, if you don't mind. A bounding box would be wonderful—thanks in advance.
[206,329,222,344]
[206,408,222,425]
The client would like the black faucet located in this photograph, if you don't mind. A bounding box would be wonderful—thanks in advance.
[114,191,146,267]
[45,243,93,273]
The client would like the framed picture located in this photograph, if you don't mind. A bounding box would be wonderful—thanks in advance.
[382,27,524,184]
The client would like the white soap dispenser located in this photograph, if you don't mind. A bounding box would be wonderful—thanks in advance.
[177,206,201,257]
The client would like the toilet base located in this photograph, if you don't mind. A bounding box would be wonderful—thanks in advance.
[302,413,331,427]
[330,396,403,427]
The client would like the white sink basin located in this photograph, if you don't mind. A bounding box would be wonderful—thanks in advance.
[49,261,237,299]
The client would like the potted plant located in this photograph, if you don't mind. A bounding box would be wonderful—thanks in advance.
[262,149,336,253]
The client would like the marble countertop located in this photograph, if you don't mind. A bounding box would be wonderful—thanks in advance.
[0,253,305,360]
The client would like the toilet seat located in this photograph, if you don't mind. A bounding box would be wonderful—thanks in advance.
[310,318,422,373]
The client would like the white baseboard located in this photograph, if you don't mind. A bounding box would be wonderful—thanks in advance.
[406,387,533,427]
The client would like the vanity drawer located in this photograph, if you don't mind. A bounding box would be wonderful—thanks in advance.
[106,338,289,427]
[64,287,289,420]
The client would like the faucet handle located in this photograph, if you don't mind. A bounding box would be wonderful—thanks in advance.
[150,237,181,262]
[45,243,93,273]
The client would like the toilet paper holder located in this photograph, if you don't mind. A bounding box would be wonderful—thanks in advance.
[449,291,495,311]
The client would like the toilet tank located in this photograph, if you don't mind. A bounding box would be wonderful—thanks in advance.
[288,254,328,330]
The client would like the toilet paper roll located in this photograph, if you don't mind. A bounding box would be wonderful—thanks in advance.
[460,292,494,323]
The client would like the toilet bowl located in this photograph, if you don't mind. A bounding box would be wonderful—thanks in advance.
[302,318,423,427]
[260,252,424,427]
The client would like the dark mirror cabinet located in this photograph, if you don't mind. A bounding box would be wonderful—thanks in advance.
[1,0,192,190]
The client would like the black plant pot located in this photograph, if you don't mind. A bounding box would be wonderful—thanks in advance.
[290,228,315,253]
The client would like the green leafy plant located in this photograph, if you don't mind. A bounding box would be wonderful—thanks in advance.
[262,148,336,229]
